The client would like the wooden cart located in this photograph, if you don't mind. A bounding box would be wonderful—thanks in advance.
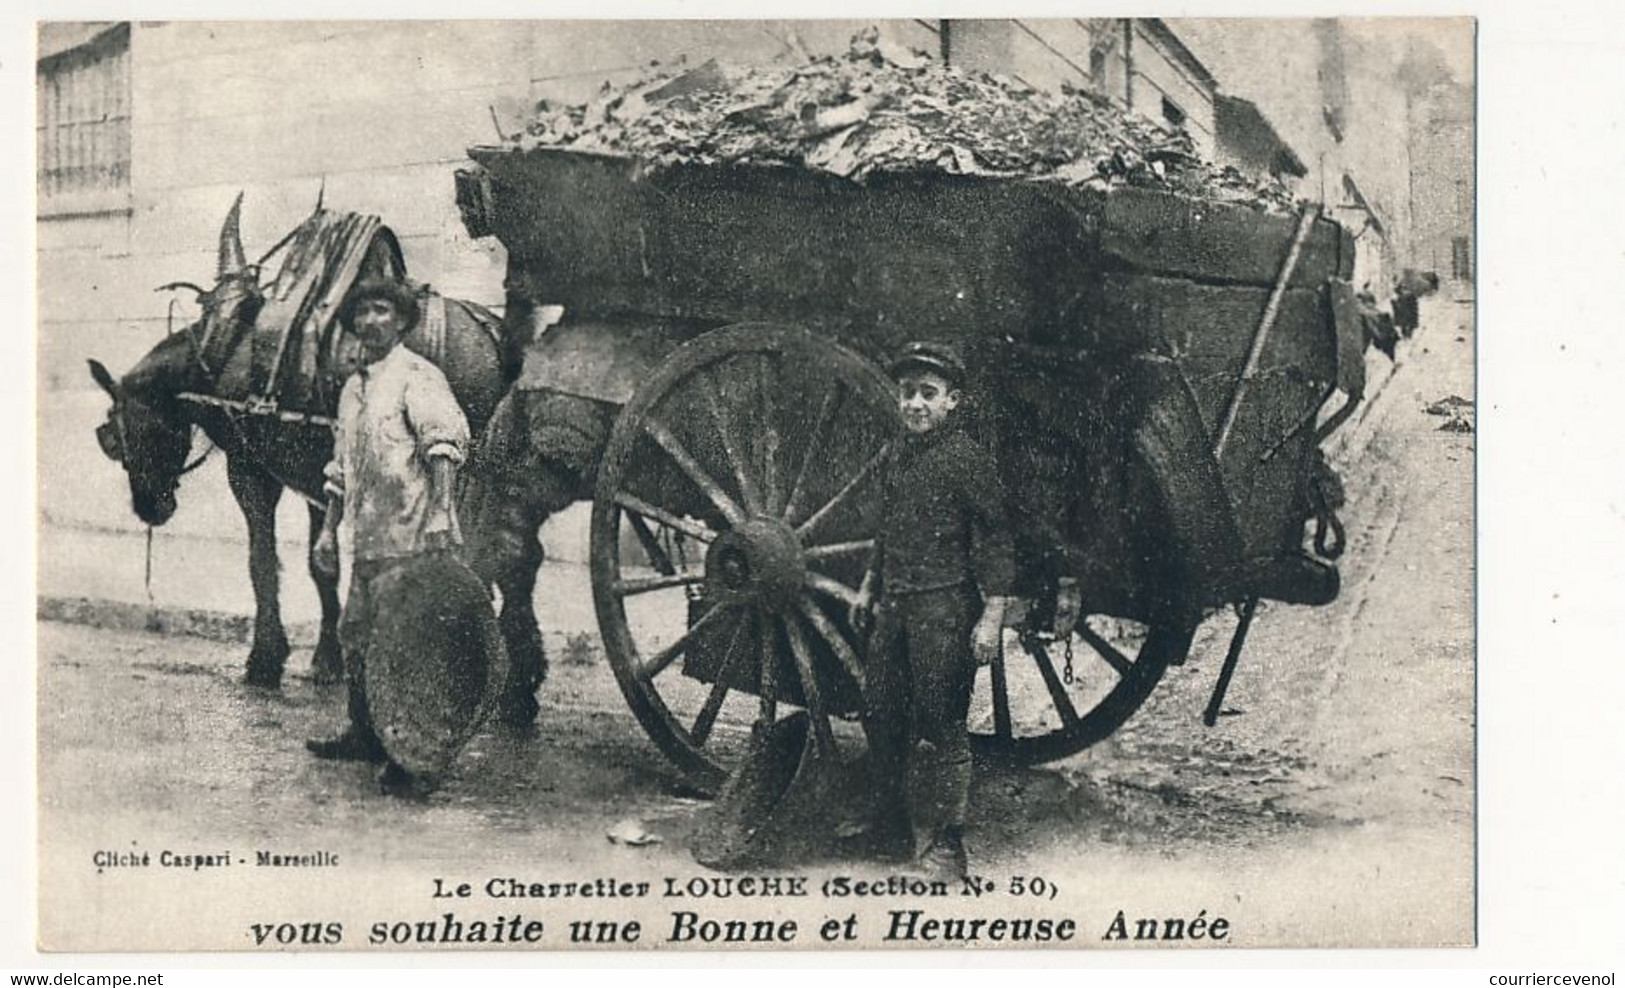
[458,146,1364,793]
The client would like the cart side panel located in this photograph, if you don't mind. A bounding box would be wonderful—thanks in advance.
[1074,185,1354,289]
[476,149,1090,352]
[1087,273,1336,561]
[648,168,1032,346]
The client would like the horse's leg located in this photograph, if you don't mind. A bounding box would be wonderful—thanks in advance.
[466,464,578,729]
[306,502,344,684]
[495,525,547,728]
[227,455,290,688]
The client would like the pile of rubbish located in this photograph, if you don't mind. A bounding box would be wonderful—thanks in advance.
[512,29,1297,211]
[1424,394,1474,433]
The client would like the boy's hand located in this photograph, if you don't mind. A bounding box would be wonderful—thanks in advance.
[848,589,874,634]
[849,568,877,633]
[422,507,461,552]
[313,530,339,578]
[972,613,1003,666]
[1053,577,1082,639]
[973,596,1011,666]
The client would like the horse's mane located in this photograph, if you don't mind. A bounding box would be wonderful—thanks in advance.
[122,329,204,400]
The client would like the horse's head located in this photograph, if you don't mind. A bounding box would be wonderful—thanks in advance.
[89,355,193,526]
[86,194,264,526]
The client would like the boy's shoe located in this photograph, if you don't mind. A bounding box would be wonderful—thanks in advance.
[917,827,968,884]
[305,729,387,763]
[378,761,438,801]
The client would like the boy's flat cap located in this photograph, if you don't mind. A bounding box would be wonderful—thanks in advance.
[888,340,965,384]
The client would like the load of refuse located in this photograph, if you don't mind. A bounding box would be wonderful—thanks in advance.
[511,28,1298,211]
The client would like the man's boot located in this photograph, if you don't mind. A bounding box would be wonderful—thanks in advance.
[305,727,387,763]
[307,667,388,762]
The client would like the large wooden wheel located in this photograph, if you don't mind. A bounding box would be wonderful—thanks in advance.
[591,325,897,794]
[590,323,1199,794]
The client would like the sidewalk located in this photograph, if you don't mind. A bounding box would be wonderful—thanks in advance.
[37,290,1469,649]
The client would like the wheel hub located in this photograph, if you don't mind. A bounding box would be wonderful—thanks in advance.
[705,517,805,607]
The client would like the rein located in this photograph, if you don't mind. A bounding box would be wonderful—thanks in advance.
[177,440,214,476]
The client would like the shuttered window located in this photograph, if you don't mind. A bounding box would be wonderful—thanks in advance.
[37,23,131,204]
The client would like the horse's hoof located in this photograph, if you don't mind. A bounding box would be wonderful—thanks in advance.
[310,663,344,687]
[378,762,438,801]
[496,691,540,730]
[244,665,283,690]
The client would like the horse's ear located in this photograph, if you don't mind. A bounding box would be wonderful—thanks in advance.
[218,192,247,279]
[87,359,120,399]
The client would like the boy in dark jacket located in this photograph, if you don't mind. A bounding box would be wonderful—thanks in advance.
[851,341,1016,880]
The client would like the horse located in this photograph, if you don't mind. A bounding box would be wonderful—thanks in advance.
[87,196,549,726]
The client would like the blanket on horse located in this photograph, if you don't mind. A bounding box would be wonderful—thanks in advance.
[242,209,406,411]
[236,208,501,415]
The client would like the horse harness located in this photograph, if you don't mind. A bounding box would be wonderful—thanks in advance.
[173,289,465,417]
[167,299,491,509]
[142,209,499,506]
[166,211,388,503]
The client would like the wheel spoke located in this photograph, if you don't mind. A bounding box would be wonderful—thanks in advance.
[990,645,1013,742]
[627,513,677,575]
[795,441,891,539]
[782,612,837,754]
[756,608,778,723]
[795,598,864,689]
[643,415,747,527]
[613,570,705,597]
[1025,636,1082,727]
[702,379,762,516]
[804,538,876,561]
[755,354,783,516]
[804,571,863,609]
[1076,621,1134,678]
[690,617,747,746]
[640,600,734,679]
[782,384,841,524]
[614,491,718,544]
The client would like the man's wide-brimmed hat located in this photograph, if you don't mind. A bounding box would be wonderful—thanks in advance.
[887,340,965,386]
[363,553,508,777]
[342,276,422,332]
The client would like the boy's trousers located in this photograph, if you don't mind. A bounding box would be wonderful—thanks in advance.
[863,584,980,834]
